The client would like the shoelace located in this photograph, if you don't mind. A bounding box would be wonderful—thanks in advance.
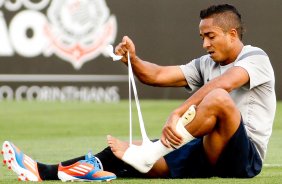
[86,153,102,170]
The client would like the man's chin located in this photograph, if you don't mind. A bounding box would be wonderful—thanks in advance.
[209,55,218,61]
[209,54,224,63]
[211,57,224,64]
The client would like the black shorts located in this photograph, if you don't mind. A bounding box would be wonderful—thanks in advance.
[164,119,262,178]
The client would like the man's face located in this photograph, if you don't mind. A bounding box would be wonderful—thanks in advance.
[199,18,233,64]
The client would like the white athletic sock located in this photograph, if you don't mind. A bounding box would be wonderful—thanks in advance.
[122,105,196,173]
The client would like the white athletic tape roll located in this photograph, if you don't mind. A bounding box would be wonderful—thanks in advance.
[104,45,123,61]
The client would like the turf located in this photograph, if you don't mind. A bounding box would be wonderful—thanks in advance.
[0,100,281,183]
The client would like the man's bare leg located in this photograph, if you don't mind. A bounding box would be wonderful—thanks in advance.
[185,89,241,164]
[107,105,196,173]
[108,88,241,173]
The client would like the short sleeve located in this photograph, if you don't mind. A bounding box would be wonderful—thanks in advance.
[179,58,204,92]
[235,54,274,90]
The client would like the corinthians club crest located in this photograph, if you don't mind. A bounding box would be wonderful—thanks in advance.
[44,0,118,69]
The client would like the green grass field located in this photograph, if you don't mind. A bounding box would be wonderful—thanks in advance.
[0,100,281,184]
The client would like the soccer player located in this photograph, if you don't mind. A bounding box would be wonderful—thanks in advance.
[107,3,276,178]
[2,4,276,181]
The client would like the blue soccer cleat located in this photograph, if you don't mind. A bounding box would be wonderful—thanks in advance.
[58,151,117,182]
[2,141,42,181]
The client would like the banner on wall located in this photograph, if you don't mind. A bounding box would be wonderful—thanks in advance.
[0,0,125,102]
[1,1,280,100]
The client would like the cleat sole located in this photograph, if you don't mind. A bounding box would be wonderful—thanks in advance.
[58,171,116,182]
[2,141,40,181]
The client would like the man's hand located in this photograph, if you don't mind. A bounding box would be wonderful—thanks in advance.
[115,36,136,64]
[161,113,183,148]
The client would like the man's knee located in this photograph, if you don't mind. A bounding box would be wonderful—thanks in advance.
[201,88,241,130]
[204,88,235,110]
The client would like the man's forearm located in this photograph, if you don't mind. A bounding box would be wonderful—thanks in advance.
[129,56,163,86]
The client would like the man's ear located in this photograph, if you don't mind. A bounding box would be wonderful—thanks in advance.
[229,28,239,41]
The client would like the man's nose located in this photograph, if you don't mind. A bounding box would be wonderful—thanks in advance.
[203,38,211,49]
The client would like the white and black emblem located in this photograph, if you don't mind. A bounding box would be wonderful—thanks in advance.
[44,0,118,69]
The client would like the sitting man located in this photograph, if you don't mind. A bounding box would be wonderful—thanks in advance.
[2,4,276,181]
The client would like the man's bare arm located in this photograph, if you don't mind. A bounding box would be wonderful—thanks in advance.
[161,66,250,147]
[115,36,187,87]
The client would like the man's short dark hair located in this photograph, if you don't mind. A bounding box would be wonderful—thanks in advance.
[200,4,244,40]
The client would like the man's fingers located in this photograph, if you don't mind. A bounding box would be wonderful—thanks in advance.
[166,124,183,141]
[114,36,136,63]
[161,136,171,148]
[166,135,181,146]
[122,36,135,50]
[115,43,124,52]
[117,48,125,55]
[163,127,182,146]
[122,36,128,44]
[114,44,128,61]
[122,36,131,46]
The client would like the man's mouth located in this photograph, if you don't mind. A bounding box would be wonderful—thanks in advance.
[208,51,215,56]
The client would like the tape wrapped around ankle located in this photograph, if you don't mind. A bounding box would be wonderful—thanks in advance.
[122,141,172,173]
[170,105,196,149]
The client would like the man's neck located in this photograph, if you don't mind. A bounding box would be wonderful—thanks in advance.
[221,41,244,66]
